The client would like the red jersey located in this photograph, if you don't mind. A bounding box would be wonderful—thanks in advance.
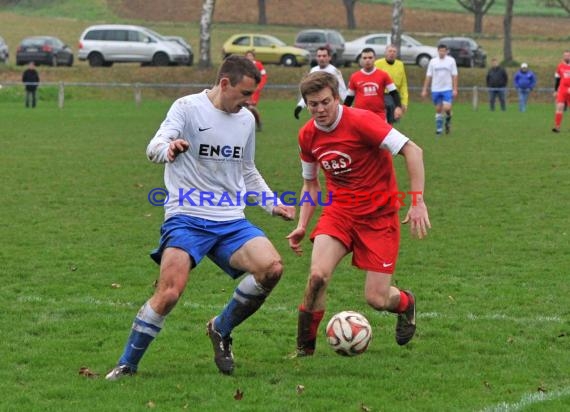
[249,60,267,104]
[298,106,408,218]
[556,61,570,94]
[347,68,396,118]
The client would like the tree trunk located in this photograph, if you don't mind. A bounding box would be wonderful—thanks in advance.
[343,0,357,30]
[198,0,216,70]
[391,0,404,57]
[474,11,483,33]
[258,0,267,25]
[456,0,496,34]
[503,0,514,64]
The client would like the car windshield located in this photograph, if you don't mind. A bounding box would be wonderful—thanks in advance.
[143,28,165,41]
[22,38,47,47]
[401,35,421,46]
[263,35,286,47]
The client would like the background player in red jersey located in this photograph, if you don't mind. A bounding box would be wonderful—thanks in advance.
[245,50,267,131]
[343,47,402,122]
[552,50,570,133]
[287,71,430,357]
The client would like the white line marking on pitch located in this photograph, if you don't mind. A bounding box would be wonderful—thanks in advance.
[479,387,570,412]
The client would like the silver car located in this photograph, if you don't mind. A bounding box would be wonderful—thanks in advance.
[344,33,437,68]
[78,24,190,67]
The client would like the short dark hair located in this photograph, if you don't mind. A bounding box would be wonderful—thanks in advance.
[299,71,339,102]
[316,46,332,56]
[437,44,448,50]
[216,55,261,86]
[360,47,376,56]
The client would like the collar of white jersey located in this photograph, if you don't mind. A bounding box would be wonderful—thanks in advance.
[314,104,343,132]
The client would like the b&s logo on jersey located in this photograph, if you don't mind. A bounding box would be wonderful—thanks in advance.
[318,150,352,175]
[198,144,244,162]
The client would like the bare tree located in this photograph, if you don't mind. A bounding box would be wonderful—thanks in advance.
[258,0,267,25]
[456,0,496,33]
[503,0,514,64]
[343,0,357,29]
[391,0,404,57]
[537,0,570,14]
[198,0,216,69]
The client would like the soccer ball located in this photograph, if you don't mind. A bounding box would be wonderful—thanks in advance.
[325,311,372,356]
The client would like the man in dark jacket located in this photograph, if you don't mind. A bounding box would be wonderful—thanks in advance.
[22,62,39,108]
[486,58,508,111]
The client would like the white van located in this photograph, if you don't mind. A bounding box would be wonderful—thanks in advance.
[78,24,190,67]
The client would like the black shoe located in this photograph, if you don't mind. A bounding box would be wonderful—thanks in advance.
[552,127,560,133]
[105,364,136,381]
[395,291,416,346]
[206,318,234,375]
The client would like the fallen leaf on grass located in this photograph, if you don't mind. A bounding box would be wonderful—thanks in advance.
[111,283,121,288]
[147,400,156,408]
[537,385,548,393]
[296,384,305,394]
[360,403,372,411]
[78,367,99,378]
[234,389,244,400]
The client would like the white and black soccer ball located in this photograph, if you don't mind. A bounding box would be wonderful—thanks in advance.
[325,311,372,356]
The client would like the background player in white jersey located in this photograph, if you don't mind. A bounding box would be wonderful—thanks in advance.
[294,46,347,119]
[421,44,458,135]
[106,55,295,380]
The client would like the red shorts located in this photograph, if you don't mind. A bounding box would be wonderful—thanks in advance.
[310,210,400,274]
[556,87,570,105]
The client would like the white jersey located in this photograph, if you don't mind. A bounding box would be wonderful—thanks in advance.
[426,55,458,92]
[146,90,278,221]
[297,63,347,106]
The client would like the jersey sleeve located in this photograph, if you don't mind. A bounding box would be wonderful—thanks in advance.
[146,98,188,163]
[298,126,318,179]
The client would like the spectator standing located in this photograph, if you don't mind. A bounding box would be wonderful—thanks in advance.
[375,44,409,124]
[22,62,39,108]
[513,63,536,112]
[486,58,508,111]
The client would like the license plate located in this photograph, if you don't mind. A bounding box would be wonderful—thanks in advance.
[27,48,38,52]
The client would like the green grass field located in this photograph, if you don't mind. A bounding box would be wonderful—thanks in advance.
[1,95,570,411]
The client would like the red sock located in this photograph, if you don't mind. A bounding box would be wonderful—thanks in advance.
[555,112,563,128]
[396,291,412,313]
[299,305,324,340]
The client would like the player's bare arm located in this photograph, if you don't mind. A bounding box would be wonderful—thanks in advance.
[287,178,320,255]
[167,139,189,162]
[399,140,431,239]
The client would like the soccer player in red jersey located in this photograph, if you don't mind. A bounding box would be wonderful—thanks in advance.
[344,47,402,122]
[552,50,570,133]
[245,50,267,131]
[287,71,430,356]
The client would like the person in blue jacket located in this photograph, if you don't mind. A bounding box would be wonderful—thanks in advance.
[513,62,537,112]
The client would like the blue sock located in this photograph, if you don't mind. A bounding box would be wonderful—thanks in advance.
[214,274,269,338]
[118,302,165,370]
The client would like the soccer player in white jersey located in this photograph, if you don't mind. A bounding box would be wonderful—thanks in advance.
[294,46,347,118]
[421,44,458,135]
[106,55,295,379]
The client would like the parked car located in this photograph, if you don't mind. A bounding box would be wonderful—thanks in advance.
[164,35,194,66]
[222,33,309,67]
[16,36,73,66]
[78,24,190,67]
[344,33,437,68]
[294,29,346,67]
[0,36,9,63]
[438,36,487,68]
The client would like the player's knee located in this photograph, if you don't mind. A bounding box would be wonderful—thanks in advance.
[308,268,328,292]
[260,258,283,289]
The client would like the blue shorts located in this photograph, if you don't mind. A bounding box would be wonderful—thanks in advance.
[150,215,266,279]
[431,90,453,106]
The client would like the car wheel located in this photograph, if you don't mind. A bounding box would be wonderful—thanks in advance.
[417,54,431,68]
[88,52,104,67]
[152,52,170,66]
[67,55,74,67]
[281,54,297,67]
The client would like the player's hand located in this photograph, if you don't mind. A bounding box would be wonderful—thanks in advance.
[286,227,306,256]
[167,139,189,162]
[402,200,431,239]
[294,105,302,119]
[394,107,403,120]
[272,205,296,221]
[421,89,428,98]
